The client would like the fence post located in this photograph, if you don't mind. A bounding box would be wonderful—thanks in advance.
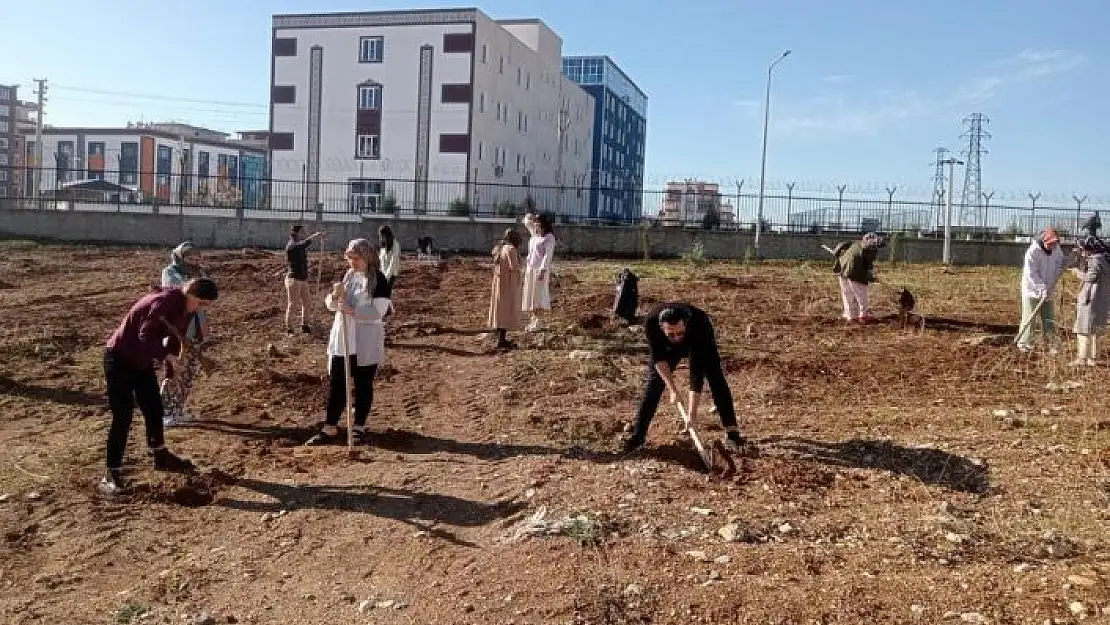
[885,185,897,232]
[981,191,994,239]
[835,184,848,231]
[1028,192,1041,236]
[1073,194,1088,235]
[785,181,795,232]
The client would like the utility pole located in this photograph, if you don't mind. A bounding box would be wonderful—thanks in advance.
[554,89,572,216]
[981,191,994,239]
[1028,192,1041,237]
[885,185,898,232]
[33,78,47,199]
[1073,194,1088,237]
[835,184,848,231]
[941,157,964,264]
[754,49,792,259]
[785,181,796,231]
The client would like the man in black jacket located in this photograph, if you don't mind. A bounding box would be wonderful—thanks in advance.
[624,302,745,453]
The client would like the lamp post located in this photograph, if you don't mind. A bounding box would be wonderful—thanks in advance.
[754,49,792,259]
[941,157,964,264]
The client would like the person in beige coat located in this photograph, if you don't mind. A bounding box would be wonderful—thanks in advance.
[1071,235,1110,366]
[489,228,524,349]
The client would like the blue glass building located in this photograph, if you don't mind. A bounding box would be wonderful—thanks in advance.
[562,56,648,221]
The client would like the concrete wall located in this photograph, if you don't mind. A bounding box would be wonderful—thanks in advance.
[0,203,1030,265]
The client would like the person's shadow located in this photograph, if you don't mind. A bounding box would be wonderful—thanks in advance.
[215,478,526,547]
[761,436,991,494]
[0,375,104,407]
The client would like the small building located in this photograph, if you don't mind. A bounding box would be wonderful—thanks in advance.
[22,123,267,207]
[659,180,733,227]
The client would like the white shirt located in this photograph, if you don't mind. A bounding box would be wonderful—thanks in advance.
[379,242,401,279]
[526,233,555,271]
[1021,242,1066,299]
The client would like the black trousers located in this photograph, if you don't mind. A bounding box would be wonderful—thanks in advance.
[325,356,378,428]
[630,354,740,442]
[104,350,165,469]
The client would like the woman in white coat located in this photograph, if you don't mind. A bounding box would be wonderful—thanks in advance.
[306,238,392,446]
[522,213,556,332]
[1071,236,1110,366]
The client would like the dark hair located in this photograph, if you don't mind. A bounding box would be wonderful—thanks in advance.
[536,214,555,237]
[502,228,522,247]
[658,306,690,324]
[378,225,395,251]
[291,224,303,234]
[184,277,218,301]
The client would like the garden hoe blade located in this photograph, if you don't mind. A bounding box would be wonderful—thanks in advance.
[675,400,713,472]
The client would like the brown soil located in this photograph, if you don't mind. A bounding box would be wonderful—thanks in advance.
[1,242,1108,624]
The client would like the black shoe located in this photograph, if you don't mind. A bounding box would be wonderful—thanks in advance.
[99,469,127,497]
[305,427,338,446]
[352,428,371,446]
[286,327,294,335]
[622,435,645,454]
[301,324,311,334]
[152,448,195,473]
[723,434,758,457]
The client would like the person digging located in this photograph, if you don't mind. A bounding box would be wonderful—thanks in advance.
[622,303,747,454]
[100,278,219,496]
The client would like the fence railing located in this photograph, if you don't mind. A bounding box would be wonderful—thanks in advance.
[0,166,1097,238]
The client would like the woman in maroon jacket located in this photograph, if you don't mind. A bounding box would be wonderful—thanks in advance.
[100,278,218,496]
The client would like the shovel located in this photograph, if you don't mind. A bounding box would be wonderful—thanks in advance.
[674,399,713,471]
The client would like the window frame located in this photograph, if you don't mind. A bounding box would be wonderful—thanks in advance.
[356,134,381,160]
[358,36,384,63]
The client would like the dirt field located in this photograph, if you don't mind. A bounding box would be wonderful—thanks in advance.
[1,240,1108,625]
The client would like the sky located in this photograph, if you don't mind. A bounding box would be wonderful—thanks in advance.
[2,0,1107,202]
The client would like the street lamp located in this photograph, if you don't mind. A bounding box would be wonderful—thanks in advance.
[754,49,792,259]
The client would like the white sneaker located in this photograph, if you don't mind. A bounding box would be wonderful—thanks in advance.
[1086,359,1097,367]
[1017,344,1033,354]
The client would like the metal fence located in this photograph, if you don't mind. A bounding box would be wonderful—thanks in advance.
[2,165,1096,238]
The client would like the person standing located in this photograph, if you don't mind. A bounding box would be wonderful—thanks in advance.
[100,278,219,496]
[160,241,207,428]
[1018,228,1067,352]
[522,213,556,332]
[285,225,326,334]
[623,303,745,453]
[1071,236,1110,366]
[832,232,883,324]
[306,239,392,446]
[378,225,401,292]
[488,228,524,349]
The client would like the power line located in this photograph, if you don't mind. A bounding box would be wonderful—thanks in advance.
[51,84,267,109]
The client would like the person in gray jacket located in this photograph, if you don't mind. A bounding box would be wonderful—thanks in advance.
[1071,236,1110,366]
[306,238,392,446]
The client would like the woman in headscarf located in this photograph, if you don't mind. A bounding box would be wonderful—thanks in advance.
[306,238,392,446]
[1071,236,1110,366]
[488,228,524,349]
[159,241,207,427]
[832,232,884,324]
[522,213,556,332]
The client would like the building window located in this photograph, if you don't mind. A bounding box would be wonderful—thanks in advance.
[197,151,210,193]
[87,141,106,180]
[499,56,504,73]
[349,178,383,213]
[439,133,469,154]
[517,67,522,85]
[440,84,471,104]
[269,132,295,151]
[273,37,297,57]
[478,92,485,113]
[271,85,296,104]
[517,111,523,131]
[358,84,382,110]
[0,121,8,133]
[0,104,10,117]
[481,44,487,63]
[356,134,380,159]
[359,36,384,63]
[443,32,474,53]
[515,153,521,172]
[524,115,528,133]
[119,142,139,185]
[526,74,531,90]
[0,137,8,151]
[477,142,483,161]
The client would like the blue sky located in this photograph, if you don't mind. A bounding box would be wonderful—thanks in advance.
[2,0,1106,201]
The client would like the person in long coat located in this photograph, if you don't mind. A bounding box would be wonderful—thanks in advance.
[489,228,523,349]
[832,232,883,323]
[1071,236,1110,366]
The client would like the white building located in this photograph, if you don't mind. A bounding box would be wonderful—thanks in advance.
[269,8,595,217]
[25,124,267,207]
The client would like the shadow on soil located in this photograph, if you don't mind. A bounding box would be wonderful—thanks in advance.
[762,436,991,494]
[0,375,104,407]
[216,478,525,547]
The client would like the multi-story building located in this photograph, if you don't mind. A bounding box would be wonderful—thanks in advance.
[269,8,595,216]
[658,180,735,228]
[0,84,17,197]
[24,123,267,207]
[562,56,647,222]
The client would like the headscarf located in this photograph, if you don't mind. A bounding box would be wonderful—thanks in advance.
[861,232,884,249]
[1076,235,1107,254]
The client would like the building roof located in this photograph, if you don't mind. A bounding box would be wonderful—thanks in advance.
[273,8,483,29]
[562,55,647,100]
[28,126,266,154]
